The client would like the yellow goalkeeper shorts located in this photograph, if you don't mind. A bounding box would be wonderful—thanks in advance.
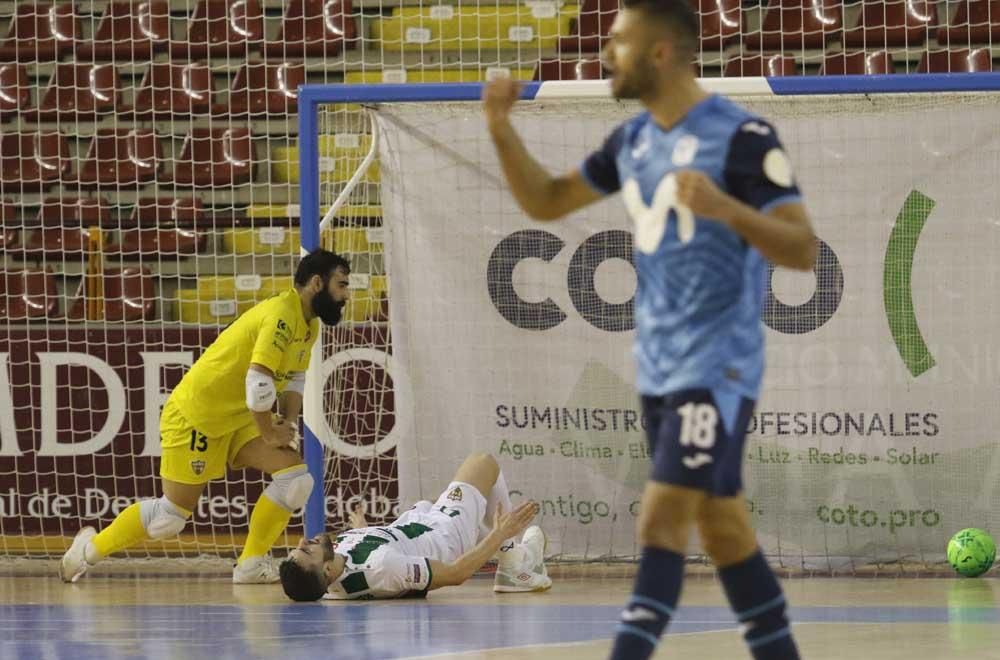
[159,400,261,485]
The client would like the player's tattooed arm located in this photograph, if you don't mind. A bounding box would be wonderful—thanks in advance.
[674,170,816,271]
[426,501,540,590]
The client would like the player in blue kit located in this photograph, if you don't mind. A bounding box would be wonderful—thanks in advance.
[482,0,816,657]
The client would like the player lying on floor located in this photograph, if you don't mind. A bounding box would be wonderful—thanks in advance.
[278,453,551,601]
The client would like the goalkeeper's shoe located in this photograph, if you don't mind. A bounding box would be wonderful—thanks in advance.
[233,555,280,584]
[494,526,552,593]
[60,526,97,583]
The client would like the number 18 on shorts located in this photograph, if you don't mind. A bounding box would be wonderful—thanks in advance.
[641,389,756,496]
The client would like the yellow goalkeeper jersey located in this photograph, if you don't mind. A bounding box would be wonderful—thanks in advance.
[169,288,319,437]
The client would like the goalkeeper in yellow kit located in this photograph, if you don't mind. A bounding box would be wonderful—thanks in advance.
[60,249,351,584]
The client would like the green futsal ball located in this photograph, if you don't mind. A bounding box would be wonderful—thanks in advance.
[948,528,996,578]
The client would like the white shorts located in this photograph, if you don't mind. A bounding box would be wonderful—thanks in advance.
[393,481,487,563]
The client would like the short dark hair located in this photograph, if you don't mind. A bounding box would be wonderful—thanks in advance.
[294,248,351,287]
[621,0,699,56]
[279,558,329,602]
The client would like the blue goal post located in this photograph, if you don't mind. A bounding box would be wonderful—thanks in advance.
[296,73,1000,539]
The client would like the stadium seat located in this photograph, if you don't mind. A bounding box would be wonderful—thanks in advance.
[331,226,382,255]
[0,64,31,119]
[344,69,534,83]
[75,1,170,61]
[170,128,254,187]
[170,0,265,59]
[0,270,59,319]
[938,0,1000,45]
[130,197,204,227]
[534,59,605,81]
[223,227,301,256]
[371,5,578,52]
[744,0,843,50]
[0,133,71,192]
[821,51,896,74]
[343,275,388,323]
[31,63,120,121]
[844,0,937,47]
[76,129,161,187]
[694,0,742,50]
[272,134,377,184]
[36,196,111,227]
[0,200,19,252]
[917,48,993,72]
[131,62,213,118]
[557,0,617,53]
[0,3,79,62]
[0,227,19,253]
[723,54,799,76]
[263,0,357,57]
[23,227,96,259]
[107,228,204,257]
[68,267,156,322]
[219,62,306,116]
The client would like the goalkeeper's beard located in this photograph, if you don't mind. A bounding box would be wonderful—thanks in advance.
[312,289,345,326]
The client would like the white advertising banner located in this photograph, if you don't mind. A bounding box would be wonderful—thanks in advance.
[378,94,1000,566]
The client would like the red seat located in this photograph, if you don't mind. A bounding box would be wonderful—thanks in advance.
[24,227,96,259]
[31,63,120,121]
[263,0,356,57]
[0,3,79,62]
[558,0,617,53]
[744,0,843,50]
[696,0,742,50]
[844,0,937,47]
[75,1,170,61]
[218,62,306,116]
[533,59,605,80]
[107,228,204,257]
[130,197,205,227]
[724,54,799,76]
[917,47,993,72]
[0,270,59,319]
[36,197,110,227]
[170,128,254,187]
[939,0,1000,45]
[131,62,213,118]
[76,129,161,186]
[68,267,156,322]
[0,133,71,192]
[0,200,19,252]
[0,64,31,118]
[170,0,264,59]
[821,50,896,74]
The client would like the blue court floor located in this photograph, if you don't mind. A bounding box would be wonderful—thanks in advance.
[1,573,998,659]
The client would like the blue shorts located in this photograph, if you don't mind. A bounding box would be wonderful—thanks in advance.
[641,389,755,496]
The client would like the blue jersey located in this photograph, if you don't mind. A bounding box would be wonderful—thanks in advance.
[581,94,802,403]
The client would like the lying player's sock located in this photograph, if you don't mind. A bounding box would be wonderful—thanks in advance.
[718,550,800,660]
[609,547,684,660]
[239,464,313,564]
[90,497,192,561]
[483,470,516,552]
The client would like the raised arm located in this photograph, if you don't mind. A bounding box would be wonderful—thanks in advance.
[427,501,539,590]
[483,79,603,221]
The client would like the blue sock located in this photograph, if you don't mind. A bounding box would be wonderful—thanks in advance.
[609,547,684,660]
[718,551,800,660]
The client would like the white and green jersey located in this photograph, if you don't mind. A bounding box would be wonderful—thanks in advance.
[325,481,487,600]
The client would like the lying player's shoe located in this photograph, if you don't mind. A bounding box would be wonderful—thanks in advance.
[60,526,97,583]
[494,526,552,593]
[233,555,280,584]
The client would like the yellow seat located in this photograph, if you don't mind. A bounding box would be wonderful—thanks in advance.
[344,68,535,84]
[223,227,302,256]
[324,226,384,255]
[272,134,380,185]
[196,275,294,301]
[177,290,256,325]
[245,204,383,221]
[371,4,578,52]
[343,274,389,323]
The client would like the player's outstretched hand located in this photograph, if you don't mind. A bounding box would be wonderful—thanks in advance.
[675,170,737,223]
[482,77,522,127]
[265,417,297,449]
[348,504,368,529]
[492,501,540,540]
